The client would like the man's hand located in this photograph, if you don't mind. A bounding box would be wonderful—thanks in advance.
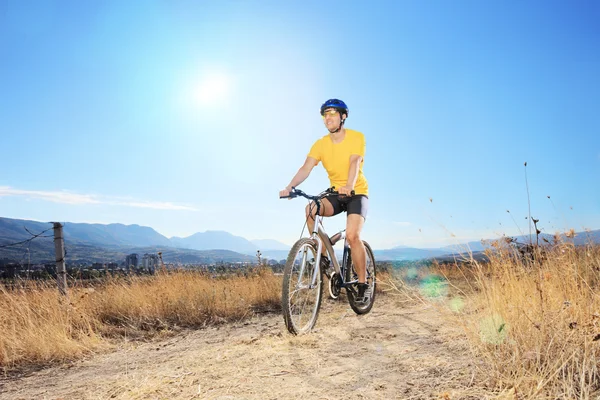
[338,185,354,196]
[279,187,292,198]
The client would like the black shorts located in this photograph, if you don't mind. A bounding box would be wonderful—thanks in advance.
[323,194,369,220]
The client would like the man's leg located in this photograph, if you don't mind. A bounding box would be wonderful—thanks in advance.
[305,198,335,257]
[346,213,366,283]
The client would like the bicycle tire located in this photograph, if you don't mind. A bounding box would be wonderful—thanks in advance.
[346,240,376,315]
[281,238,324,334]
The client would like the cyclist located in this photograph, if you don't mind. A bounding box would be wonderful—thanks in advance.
[279,99,370,302]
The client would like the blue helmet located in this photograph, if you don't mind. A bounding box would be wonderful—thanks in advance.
[320,99,349,117]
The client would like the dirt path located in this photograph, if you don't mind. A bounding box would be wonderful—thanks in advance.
[0,295,493,400]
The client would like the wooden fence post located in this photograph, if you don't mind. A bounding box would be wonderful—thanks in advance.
[53,222,68,296]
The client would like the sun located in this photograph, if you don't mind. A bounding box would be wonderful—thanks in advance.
[193,71,232,107]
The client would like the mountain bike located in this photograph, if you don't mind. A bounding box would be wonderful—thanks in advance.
[279,187,376,335]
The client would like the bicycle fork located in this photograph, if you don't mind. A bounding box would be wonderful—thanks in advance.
[296,214,325,290]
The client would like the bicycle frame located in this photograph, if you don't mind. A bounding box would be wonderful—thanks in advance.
[284,188,360,292]
[299,210,357,290]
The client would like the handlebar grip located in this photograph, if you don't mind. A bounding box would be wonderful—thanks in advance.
[280,186,296,199]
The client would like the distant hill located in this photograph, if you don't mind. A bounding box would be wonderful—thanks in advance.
[0,218,255,264]
[0,217,53,241]
[64,223,172,247]
[0,217,172,247]
[571,230,600,246]
[1,217,598,264]
[171,230,257,253]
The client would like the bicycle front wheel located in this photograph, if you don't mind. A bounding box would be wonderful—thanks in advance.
[281,238,324,334]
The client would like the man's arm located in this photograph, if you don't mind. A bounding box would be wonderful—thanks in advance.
[285,157,319,190]
[344,154,363,191]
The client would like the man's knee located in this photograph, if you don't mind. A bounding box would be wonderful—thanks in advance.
[347,231,361,244]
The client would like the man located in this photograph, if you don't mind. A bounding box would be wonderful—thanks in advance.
[279,99,370,301]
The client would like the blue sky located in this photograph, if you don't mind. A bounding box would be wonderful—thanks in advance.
[1,0,599,249]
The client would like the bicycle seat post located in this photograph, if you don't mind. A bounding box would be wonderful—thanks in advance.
[329,230,346,246]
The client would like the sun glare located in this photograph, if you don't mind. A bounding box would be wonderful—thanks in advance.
[193,72,232,107]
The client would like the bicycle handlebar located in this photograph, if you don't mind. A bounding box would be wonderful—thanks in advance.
[279,187,355,200]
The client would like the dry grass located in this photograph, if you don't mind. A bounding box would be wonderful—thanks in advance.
[0,280,102,371]
[0,266,389,372]
[0,267,281,371]
[434,240,600,398]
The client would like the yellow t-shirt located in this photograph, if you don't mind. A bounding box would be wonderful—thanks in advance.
[307,129,369,196]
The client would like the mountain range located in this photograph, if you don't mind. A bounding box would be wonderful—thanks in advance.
[1,217,598,264]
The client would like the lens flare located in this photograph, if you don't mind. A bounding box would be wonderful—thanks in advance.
[419,274,448,298]
[449,297,465,313]
[479,314,508,344]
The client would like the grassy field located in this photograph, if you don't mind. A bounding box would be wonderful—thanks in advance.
[0,266,391,372]
[430,240,600,398]
[0,267,281,370]
[3,243,599,398]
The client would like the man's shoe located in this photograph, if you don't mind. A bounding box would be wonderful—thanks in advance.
[356,282,370,304]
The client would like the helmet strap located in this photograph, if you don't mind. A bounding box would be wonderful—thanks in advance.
[328,111,346,133]
[330,121,344,133]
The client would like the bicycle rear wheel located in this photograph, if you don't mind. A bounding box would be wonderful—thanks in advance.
[281,238,324,334]
[347,240,376,315]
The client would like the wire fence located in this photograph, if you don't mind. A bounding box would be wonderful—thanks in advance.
[0,223,68,294]
[0,223,57,271]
